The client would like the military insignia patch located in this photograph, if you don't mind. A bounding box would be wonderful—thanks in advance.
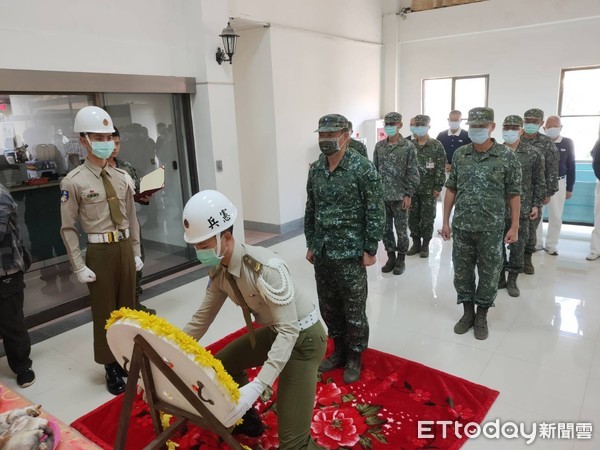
[60,190,69,204]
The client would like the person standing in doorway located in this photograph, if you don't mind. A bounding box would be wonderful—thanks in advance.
[540,115,576,256]
[60,106,143,395]
[373,112,420,275]
[348,121,369,160]
[442,107,521,340]
[588,138,600,262]
[305,114,384,383]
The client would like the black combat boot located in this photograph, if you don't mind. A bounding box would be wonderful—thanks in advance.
[406,237,421,256]
[498,268,507,289]
[319,337,346,372]
[474,306,489,340]
[420,239,430,258]
[343,350,362,384]
[381,252,396,273]
[232,407,265,437]
[523,252,534,275]
[507,272,520,297]
[393,253,405,275]
[105,363,126,395]
[454,302,475,335]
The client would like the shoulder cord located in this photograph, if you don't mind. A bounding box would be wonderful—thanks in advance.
[256,258,295,305]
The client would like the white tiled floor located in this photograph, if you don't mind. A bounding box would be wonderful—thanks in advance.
[1,216,598,449]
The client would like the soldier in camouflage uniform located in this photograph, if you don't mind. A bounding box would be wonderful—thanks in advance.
[348,121,369,159]
[521,108,559,274]
[305,114,384,383]
[108,127,156,315]
[373,112,419,275]
[500,115,546,297]
[407,115,447,258]
[442,107,521,340]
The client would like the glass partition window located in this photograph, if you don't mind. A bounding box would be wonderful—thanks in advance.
[558,66,600,160]
[422,75,489,136]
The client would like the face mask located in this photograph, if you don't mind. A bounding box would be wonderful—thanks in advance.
[449,121,461,130]
[502,130,520,145]
[468,127,490,144]
[413,126,429,137]
[410,126,418,135]
[523,123,540,135]
[319,137,342,156]
[87,136,115,159]
[384,125,398,137]
[195,236,224,267]
[545,127,561,139]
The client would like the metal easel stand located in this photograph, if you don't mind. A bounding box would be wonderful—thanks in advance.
[114,334,243,450]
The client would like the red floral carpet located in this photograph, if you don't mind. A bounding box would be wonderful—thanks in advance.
[72,327,498,450]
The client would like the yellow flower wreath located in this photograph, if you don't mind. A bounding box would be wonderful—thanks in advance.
[106,307,240,402]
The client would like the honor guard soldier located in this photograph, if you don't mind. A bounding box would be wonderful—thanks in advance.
[60,106,143,395]
[183,190,327,449]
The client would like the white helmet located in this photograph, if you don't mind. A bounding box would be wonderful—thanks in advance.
[183,190,238,243]
[74,106,115,134]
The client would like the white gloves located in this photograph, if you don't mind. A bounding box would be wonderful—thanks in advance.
[135,256,144,272]
[223,379,266,426]
[75,266,96,283]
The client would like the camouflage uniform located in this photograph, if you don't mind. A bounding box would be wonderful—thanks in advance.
[349,138,368,159]
[409,135,447,242]
[502,121,546,274]
[115,158,145,301]
[373,134,419,254]
[521,109,559,254]
[305,116,384,353]
[446,111,521,308]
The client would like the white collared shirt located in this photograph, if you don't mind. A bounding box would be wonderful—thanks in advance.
[448,128,462,136]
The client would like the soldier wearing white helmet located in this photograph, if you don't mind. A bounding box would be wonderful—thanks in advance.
[59,106,142,395]
[182,190,327,449]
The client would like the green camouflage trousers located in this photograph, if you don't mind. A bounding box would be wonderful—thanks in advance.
[408,193,437,241]
[314,256,369,352]
[503,216,530,273]
[526,214,542,253]
[383,201,409,254]
[452,228,504,308]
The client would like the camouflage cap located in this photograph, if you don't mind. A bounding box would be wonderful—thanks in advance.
[384,112,402,124]
[523,108,544,120]
[315,114,349,132]
[503,115,523,127]
[414,114,431,126]
[467,107,494,125]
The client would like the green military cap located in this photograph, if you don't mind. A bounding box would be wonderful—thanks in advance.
[467,107,494,125]
[523,108,544,120]
[503,115,523,127]
[315,114,349,132]
[414,114,431,125]
[384,112,402,124]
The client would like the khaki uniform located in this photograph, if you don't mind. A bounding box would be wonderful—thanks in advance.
[184,242,326,450]
[60,159,141,364]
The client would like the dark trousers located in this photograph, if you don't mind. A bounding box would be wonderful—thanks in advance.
[526,214,542,253]
[86,239,136,364]
[408,193,437,241]
[503,216,530,273]
[452,228,504,308]
[383,201,409,254]
[0,271,32,374]
[314,256,369,352]
[216,322,327,450]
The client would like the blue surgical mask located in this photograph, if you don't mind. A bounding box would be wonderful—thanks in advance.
[410,126,418,135]
[384,125,398,137]
[502,130,520,145]
[413,126,429,137]
[523,124,540,135]
[87,136,115,160]
[545,127,561,139]
[468,127,490,144]
[195,237,223,267]
[449,121,461,130]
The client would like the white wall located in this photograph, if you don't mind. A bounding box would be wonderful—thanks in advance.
[394,0,600,139]
[230,0,384,228]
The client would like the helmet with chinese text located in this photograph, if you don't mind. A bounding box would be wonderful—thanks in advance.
[182,190,238,243]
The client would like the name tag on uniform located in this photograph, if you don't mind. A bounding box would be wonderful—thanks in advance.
[426,162,435,169]
[87,193,100,198]
[458,140,463,143]
[560,148,566,152]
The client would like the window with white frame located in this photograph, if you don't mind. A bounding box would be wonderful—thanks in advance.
[558,66,600,161]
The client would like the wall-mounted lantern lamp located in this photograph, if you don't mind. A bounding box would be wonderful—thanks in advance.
[216,22,239,65]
